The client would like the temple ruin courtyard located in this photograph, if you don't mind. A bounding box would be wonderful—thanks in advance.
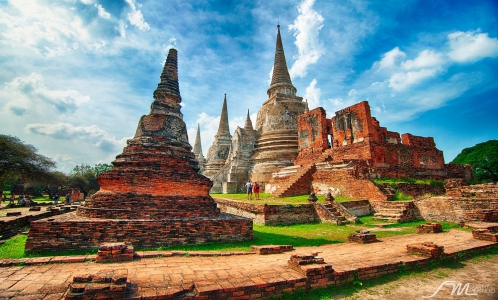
[0,227,496,299]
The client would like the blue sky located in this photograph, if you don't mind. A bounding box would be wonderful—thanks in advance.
[0,0,497,173]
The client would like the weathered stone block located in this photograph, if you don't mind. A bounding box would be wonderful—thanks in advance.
[416,222,443,234]
[406,242,444,258]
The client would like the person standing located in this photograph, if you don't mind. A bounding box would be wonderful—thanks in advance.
[54,193,60,205]
[253,182,260,200]
[245,181,253,200]
[65,192,71,204]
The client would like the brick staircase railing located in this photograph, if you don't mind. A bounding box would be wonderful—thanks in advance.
[210,157,234,181]
[273,164,316,197]
[328,201,359,223]
[313,202,346,225]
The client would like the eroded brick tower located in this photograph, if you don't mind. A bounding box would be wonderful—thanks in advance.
[25,49,252,252]
[251,25,307,187]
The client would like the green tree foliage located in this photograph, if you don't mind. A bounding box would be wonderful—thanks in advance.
[0,135,56,193]
[69,164,101,199]
[42,171,70,199]
[452,140,498,182]
[93,163,113,175]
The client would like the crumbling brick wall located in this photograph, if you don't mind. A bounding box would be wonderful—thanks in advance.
[214,198,319,225]
[414,197,497,222]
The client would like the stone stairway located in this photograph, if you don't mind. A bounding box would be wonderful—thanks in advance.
[273,164,317,197]
[314,202,347,225]
[373,201,419,223]
[376,185,397,200]
[270,148,337,197]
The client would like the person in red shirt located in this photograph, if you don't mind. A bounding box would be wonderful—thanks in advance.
[253,182,260,200]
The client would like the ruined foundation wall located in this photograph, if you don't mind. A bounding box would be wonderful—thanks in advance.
[312,167,388,201]
[340,200,372,217]
[25,213,252,252]
[215,198,319,225]
[414,197,498,222]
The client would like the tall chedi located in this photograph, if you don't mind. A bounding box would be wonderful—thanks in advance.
[193,124,206,172]
[203,94,233,189]
[25,49,252,252]
[251,25,306,187]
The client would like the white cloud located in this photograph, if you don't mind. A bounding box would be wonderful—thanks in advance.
[125,0,150,31]
[402,50,444,70]
[25,122,128,153]
[377,47,406,70]
[95,4,111,19]
[388,69,438,91]
[448,30,498,62]
[304,79,321,109]
[53,154,75,172]
[288,0,325,78]
[347,89,358,97]
[3,73,90,114]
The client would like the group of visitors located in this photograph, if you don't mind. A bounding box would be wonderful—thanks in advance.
[245,181,261,200]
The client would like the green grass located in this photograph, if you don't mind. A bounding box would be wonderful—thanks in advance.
[373,177,444,187]
[1,218,468,258]
[212,193,356,205]
[391,190,413,201]
[0,234,28,259]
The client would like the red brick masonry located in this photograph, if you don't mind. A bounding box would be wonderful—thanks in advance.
[25,212,252,252]
[417,222,443,234]
[65,269,128,299]
[95,243,134,263]
[406,242,444,258]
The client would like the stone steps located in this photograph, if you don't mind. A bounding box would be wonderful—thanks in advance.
[273,165,316,197]
[373,201,418,223]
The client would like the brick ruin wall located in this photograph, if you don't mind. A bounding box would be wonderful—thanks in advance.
[414,197,498,222]
[214,198,319,225]
[295,107,329,166]
[311,165,388,201]
[340,200,372,216]
[377,183,446,198]
[295,101,462,181]
[25,212,253,252]
[0,209,74,239]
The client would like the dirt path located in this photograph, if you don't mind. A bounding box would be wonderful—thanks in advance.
[332,256,498,300]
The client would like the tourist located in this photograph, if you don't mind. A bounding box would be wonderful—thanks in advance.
[65,192,71,204]
[18,194,25,206]
[245,181,253,200]
[253,182,260,200]
[25,195,32,207]
[54,193,60,205]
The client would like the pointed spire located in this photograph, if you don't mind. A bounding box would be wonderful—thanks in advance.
[193,124,204,158]
[155,48,181,101]
[244,109,253,131]
[269,24,294,91]
[216,93,230,136]
[304,99,309,113]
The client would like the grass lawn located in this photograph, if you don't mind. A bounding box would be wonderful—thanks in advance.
[0,216,468,259]
[212,193,356,205]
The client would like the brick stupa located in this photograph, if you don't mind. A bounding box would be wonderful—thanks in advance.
[25,49,253,252]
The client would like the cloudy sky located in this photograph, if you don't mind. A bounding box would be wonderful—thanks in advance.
[1,0,497,173]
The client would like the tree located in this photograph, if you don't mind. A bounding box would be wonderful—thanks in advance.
[42,171,70,199]
[93,163,113,175]
[0,134,56,185]
[452,140,498,182]
[1,135,57,198]
[69,164,100,199]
